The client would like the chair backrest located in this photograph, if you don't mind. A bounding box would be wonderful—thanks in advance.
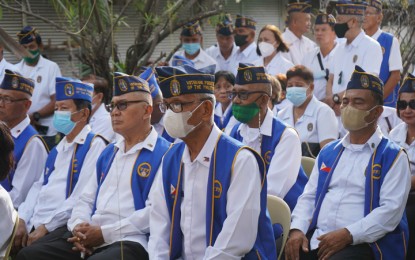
[267,194,291,260]
[301,156,316,178]
[3,213,19,259]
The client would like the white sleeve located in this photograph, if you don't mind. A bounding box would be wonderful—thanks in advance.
[388,37,403,71]
[44,137,107,232]
[362,41,383,76]
[346,151,411,244]
[17,173,44,229]
[267,127,302,198]
[48,63,61,96]
[9,137,48,208]
[204,149,261,259]
[316,106,338,143]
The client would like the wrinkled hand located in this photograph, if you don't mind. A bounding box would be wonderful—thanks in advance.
[27,224,48,246]
[13,219,28,252]
[317,228,353,260]
[285,229,309,260]
[71,222,104,249]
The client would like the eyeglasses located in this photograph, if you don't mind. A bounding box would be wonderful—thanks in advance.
[0,96,28,105]
[106,99,148,112]
[227,91,268,100]
[397,100,415,110]
[159,99,209,113]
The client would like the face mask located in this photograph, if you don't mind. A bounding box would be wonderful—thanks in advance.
[182,43,201,55]
[232,102,260,123]
[286,86,308,107]
[53,110,79,135]
[334,22,349,38]
[23,49,40,64]
[234,34,249,47]
[163,101,204,138]
[341,105,377,131]
[258,42,276,57]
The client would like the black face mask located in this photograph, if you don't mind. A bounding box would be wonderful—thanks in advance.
[334,22,350,38]
[234,34,249,47]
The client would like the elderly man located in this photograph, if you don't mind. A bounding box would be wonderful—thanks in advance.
[14,77,107,254]
[0,70,48,208]
[363,0,402,107]
[282,0,316,65]
[149,65,276,259]
[15,73,170,260]
[285,65,410,260]
[233,14,261,67]
[16,26,62,148]
[227,63,307,210]
[325,1,382,114]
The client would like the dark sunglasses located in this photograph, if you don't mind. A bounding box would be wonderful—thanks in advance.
[397,100,415,110]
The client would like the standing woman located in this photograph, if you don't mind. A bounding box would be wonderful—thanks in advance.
[253,25,294,76]
[0,122,17,257]
[213,70,238,131]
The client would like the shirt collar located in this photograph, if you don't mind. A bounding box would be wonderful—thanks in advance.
[215,43,238,59]
[303,96,319,117]
[239,109,274,137]
[371,28,382,40]
[285,28,301,42]
[58,125,92,152]
[337,126,383,153]
[90,103,108,121]
[11,115,31,138]
[349,30,366,48]
[182,125,222,168]
[115,126,158,155]
[238,42,257,57]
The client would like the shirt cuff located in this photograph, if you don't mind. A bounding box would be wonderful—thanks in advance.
[100,223,118,244]
[204,246,240,260]
[345,222,363,245]
[290,219,310,235]
[67,218,84,232]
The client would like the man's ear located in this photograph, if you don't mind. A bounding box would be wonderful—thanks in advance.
[143,104,153,121]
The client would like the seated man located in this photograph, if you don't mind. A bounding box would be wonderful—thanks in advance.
[228,63,307,211]
[0,70,48,208]
[16,73,171,260]
[285,66,410,260]
[149,65,276,259]
[14,78,107,253]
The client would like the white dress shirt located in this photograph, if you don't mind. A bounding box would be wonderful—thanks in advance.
[170,49,219,72]
[205,43,239,72]
[149,126,261,259]
[90,103,115,142]
[291,127,411,250]
[390,122,415,176]
[253,52,294,76]
[234,109,301,198]
[278,96,338,143]
[0,186,17,257]
[68,127,160,250]
[214,103,238,132]
[371,29,403,72]
[18,125,107,232]
[15,56,62,136]
[233,42,261,74]
[330,31,382,95]
[273,99,292,115]
[281,28,316,65]
[0,58,18,83]
[9,116,48,208]
[301,44,339,100]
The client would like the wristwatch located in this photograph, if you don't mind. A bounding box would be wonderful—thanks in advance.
[33,112,41,122]
[332,94,341,104]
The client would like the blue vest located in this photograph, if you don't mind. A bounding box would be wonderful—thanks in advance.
[229,117,308,211]
[161,128,175,143]
[92,136,171,214]
[214,109,233,131]
[1,125,47,191]
[378,32,399,107]
[162,133,276,260]
[310,138,408,260]
[43,133,107,199]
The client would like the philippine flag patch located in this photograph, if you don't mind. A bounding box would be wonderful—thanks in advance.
[170,184,176,195]
[320,162,331,173]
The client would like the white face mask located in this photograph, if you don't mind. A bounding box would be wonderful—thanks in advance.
[259,42,276,57]
[163,101,204,139]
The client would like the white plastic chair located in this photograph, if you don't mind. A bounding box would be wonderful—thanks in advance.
[301,156,316,178]
[267,194,291,260]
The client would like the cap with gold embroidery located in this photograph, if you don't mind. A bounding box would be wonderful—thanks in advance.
[236,63,270,85]
[113,72,150,97]
[398,73,415,94]
[366,0,383,12]
[181,21,202,37]
[155,65,214,99]
[216,14,234,36]
[138,67,161,99]
[17,26,42,45]
[287,1,312,14]
[0,69,34,96]
[235,14,257,30]
[336,1,367,16]
[346,66,383,96]
[56,77,93,102]
[315,12,336,26]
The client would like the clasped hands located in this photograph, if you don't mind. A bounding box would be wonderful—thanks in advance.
[68,222,104,257]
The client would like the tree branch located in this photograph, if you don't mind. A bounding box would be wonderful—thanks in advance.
[103,0,132,50]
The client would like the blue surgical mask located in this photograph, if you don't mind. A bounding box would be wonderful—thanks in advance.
[53,110,78,135]
[182,43,201,55]
[286,86,309,107]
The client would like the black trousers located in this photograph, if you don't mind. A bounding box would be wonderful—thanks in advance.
[15,226,149,260]
[299,243,374,260]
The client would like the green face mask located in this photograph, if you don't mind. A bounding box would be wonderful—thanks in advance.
[232,102,260,123]
[23,49,40,64]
